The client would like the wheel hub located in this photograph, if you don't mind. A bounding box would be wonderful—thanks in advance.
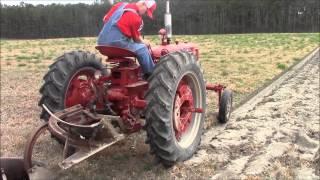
[65,69,96,108]
[173,80,194,141]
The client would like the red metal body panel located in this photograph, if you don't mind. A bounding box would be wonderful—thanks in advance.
[151,42,199,60]
[110,64,141,86]
[101,56,147,132]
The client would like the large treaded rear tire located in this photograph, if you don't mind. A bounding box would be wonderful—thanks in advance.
[145,51,206,166]
[38,51,105,121]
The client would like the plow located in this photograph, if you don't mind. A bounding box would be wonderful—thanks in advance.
[1,1,232,179]
[24,105,126,170]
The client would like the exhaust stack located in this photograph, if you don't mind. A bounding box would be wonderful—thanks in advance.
[164,1,172,41]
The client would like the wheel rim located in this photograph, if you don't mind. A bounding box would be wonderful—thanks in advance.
[64,68,96,108]
[173,72,203,148]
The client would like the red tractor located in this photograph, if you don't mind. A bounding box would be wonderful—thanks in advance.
[31,2,232,170]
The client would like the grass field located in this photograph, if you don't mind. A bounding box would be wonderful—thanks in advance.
[0,33,319,179]
[1,33,318,101]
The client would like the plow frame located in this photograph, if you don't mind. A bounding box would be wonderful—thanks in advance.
[23,105,125,171]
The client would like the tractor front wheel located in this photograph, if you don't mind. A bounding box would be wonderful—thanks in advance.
[217,89,233,123]
[145,51,206,166]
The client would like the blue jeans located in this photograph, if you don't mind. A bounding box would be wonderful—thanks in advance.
[98,26,155,75]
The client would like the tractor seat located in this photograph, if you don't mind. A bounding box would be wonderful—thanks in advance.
[96,45,137,58]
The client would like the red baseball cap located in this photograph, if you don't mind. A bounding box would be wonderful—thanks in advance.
[143,0,156,19]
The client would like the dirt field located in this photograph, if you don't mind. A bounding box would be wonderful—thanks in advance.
[187,49,320,179]
[0,34,319,179]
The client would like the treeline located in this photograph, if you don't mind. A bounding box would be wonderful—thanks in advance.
[0,0,319,39]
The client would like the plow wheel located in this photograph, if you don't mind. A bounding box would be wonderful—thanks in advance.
[217,89,233,123]
[39,51,106,121]
[145,51,206,166]
[23,123,49,170]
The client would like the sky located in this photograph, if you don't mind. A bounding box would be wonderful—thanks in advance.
[0,0,97,5]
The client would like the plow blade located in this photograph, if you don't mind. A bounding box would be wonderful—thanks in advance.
[60,134,124,169]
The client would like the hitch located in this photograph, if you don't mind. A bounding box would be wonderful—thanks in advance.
[206,83,226,104]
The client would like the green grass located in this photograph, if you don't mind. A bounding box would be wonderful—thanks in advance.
[1,33,318,100]
[277,63,287,70]
[17,63,27,67]
[293,57,301,62]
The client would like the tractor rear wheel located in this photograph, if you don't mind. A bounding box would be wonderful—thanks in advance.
[39,51,106,121]
[145,51,206,166]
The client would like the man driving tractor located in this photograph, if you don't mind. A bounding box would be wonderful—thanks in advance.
[97,0,157,78]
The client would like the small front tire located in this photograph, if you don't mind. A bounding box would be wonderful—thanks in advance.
[217,89,233,123]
